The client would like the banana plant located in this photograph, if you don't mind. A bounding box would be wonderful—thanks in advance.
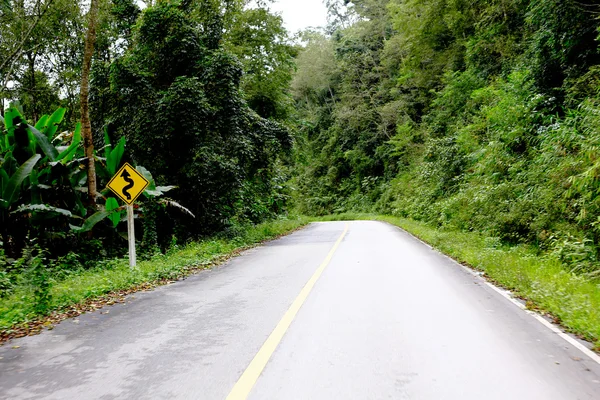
[0,154,41,209]
[1,104,184,253]
[1,105,91,246]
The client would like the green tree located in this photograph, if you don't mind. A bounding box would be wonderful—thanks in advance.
[108,1,291,238]
[225,5,297,120]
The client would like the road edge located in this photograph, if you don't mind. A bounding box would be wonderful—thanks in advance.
[381,220,600,365]
[0,221,312,346]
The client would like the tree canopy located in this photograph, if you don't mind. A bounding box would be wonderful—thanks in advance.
[292,0,600,273]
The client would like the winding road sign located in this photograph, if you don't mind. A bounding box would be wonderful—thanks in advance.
[107,163,149,205]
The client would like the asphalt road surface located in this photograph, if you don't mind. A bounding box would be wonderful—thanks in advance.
[2,221,600,399]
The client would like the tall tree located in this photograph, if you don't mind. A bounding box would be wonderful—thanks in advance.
[225,5,297,120]
[0,0,56,113]
[80,0,100,206]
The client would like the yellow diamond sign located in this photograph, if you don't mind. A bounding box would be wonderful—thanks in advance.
[107,163,150,205]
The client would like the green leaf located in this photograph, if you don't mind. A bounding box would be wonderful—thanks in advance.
[136,165,156,190]
[71,186,87,217]
[58,123,82,162]
[107,137,125,176]
[4,107,18,135]
[35,115,49,131]
[44,108,66,139]
[106,197,122,228]
[10,100,23,115]
[159,198,195,218]
[11,204,73,217]
[70,210,112,233]
[0,168,8,196]
[27,125,36,155]
[145,186,177,197]
[28,125,58,161]
[0,0,10,13]
[1,151,17,177]
[1,108,19,151]
[1,154,41,207]
[30,168,40,204]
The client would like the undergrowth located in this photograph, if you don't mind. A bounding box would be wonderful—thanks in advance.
[0,217,310,333]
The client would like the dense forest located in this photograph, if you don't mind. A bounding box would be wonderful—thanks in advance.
[0,0,296,265]
[2,0,600,290]
[292,0,600,276]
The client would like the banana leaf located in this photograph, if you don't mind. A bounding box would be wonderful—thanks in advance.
[28,125,58,162]
[11,204,74,217]
[136,165,177,198]
[0,168,8,198]
[29,168,40,204]
[44,108,65,139]
[57,123,81,163]
[159,198,195,217]
[1,154,41,208]
[2,108,17,150]
[34,115,49,131]
[136,165,154,188]
[4,107,16,134]
[107,136,125,176]
[105,197,122,228]
[70,209,112,233]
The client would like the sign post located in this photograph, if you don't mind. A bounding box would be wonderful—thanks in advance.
[107,163,150,268]
[127,205,136,268]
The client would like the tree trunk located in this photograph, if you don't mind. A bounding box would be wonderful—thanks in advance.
[27,53,37,121]
[80,0,100,207]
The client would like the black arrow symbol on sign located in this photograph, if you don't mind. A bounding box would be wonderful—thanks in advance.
[121,169,134,201]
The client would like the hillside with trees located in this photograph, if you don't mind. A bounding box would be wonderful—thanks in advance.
[3,0,600,340]
[292,0,600,276]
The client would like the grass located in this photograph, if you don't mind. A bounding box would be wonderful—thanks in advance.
[315,213,600,349]
[0,216,311,335]
[5,212,600,350]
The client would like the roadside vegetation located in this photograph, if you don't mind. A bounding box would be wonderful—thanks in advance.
[1,0,296,331]
[290,1,600,347]
[0,217,309,340]
[3,0,600,348]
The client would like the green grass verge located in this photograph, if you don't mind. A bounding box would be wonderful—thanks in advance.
[6,213,600,350]
[0,217,311,333]
[314,213,600,349]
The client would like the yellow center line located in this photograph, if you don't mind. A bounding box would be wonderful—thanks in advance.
[225,223,350,400]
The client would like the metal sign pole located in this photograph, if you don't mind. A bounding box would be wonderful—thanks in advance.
[107,163,149,269]
[127,205,136,268]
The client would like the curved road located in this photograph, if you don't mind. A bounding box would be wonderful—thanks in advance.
[1,221,600,399]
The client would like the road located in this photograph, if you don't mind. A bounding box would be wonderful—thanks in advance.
[1,221,600,399]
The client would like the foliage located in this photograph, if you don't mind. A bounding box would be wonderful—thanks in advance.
[0,216,310,332]
[0,104,175,260]
[291,0,600,275]
[107,1,292,240]
[224,5,297,120]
